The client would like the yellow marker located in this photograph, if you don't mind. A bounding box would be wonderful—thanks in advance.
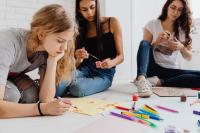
[122,111,149,119]
[144,104,158,113]
[143,106,158,115]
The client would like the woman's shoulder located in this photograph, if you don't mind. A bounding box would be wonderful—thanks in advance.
[101,16,119,24]
[146,19,160,27]
[0,28,29,51]
[0,28,28,40]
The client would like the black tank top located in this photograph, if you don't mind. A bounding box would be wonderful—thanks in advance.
[83,18,117,60]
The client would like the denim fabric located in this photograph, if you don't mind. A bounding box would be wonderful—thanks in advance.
[68,59,115,97]
[137,40,200,88]
[56,80,71,97]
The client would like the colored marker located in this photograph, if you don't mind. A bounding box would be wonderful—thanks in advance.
[111,112,149,127]
[156,105,179,113]
[144,104,158,114]
[110,111,134,121]
[115,106,130,111]
[197,120,200,127]
[143,106,158,115]
[193,110,200,115]
[57,97,78,109]
[138,109,163,121]
[139,109,160,117]
[122,111,149,119]
[132,94,139,110]
[135,115,157,128]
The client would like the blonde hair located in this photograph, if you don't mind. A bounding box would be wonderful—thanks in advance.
[27,4,75,84]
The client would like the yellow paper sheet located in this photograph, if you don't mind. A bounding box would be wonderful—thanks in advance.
[69,98,118,116]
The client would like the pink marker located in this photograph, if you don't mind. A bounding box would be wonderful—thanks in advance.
[95,61,102,68]
[156,105,179,113]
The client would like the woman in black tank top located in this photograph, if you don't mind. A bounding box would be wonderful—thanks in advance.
[67,0,124,97]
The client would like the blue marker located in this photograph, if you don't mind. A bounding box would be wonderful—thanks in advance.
[138,109,163,120]
[197,120,200,127]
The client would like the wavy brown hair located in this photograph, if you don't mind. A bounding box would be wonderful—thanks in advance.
[27,4,75,84]
[158,0,192,46]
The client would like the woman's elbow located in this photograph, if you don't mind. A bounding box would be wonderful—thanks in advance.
[0,102,6,118]
[118,54,124,64]
[186,56,192,61]
[184,54,192,61]
[121,55,124,63]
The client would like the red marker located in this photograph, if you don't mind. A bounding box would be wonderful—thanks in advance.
[132,94,139,110]
[115,106,130,111]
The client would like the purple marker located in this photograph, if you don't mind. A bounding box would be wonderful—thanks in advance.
[193,110,200,115]
[110,112,135,121]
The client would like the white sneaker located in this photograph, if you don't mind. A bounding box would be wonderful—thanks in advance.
[135,79,152,98]
[147,76,160,87]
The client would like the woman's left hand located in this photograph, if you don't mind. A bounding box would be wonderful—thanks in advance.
[168,37,184,51]
[100,58,113,69]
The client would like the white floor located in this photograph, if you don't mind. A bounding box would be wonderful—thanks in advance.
[0,83,200,133]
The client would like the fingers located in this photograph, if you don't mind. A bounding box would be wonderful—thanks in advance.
[164,31,171,39]
[57,97,73,109]
[75,48,89,59]
[158,31,171,42]
[56,99,72,114]
[174,37,178,42]
[101,58,111,69]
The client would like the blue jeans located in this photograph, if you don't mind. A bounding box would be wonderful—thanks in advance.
[56,80,71,97]
[137,40,200,88]
[67,59,115,97]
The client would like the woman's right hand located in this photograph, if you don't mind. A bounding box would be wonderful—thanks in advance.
[155,31,171,45]
[75,47,89,63]
[41,98,72,116]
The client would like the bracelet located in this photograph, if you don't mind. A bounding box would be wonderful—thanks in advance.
[37,101,44,116]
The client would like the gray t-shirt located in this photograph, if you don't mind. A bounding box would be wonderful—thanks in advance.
[0,28,31,85]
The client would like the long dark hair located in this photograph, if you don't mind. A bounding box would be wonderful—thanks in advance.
[75,0,103,58]
[158,0,192,46]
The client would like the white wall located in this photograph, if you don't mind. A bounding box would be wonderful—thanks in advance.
[132,0,165,78]
[1,0,199,81]
[191,0,200,18]
[0,0,74,79]
[104,0,165,82]
[104,0,133,83]
[0,0,74,29]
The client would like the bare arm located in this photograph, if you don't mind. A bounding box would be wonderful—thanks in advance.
[39,57,58,102]
[143,28,153,44]
[101,17,124,69]
[180,44,192,61]
[110,17,124,67]
[0,85,39,118]
[0,85,71,118]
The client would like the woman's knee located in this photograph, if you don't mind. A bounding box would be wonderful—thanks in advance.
[139,40,151,48]
[3,81,21,102]
[69,83,84,97]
